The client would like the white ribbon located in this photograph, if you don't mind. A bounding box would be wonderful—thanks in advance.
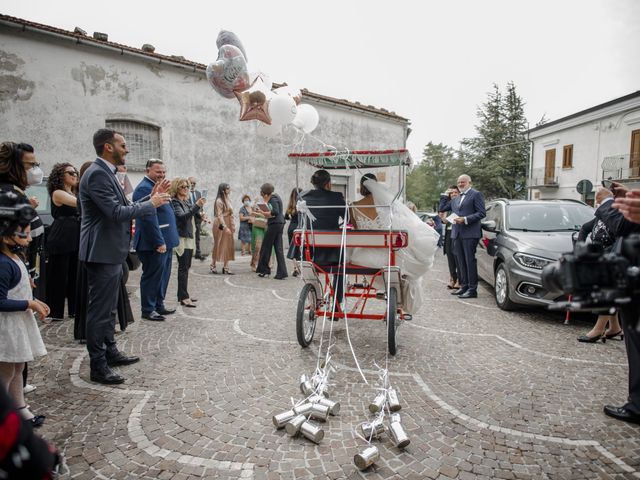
[296,199,317,223]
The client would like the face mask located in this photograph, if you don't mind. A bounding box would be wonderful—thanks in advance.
[27,166,44,185]
[244,200,251,206]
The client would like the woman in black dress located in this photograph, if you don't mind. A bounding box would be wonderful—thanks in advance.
[45,163,80,320]
[285,187,302,276]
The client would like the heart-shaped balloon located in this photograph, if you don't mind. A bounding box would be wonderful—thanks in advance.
[235,78,272,124]
[216,30,248,62]
[206,45,250,99]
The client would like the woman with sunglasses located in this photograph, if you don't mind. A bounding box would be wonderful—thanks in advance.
[170,177,205,307]
[45,163,80,321]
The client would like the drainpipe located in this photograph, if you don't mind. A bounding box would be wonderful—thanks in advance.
[527,132,534,200]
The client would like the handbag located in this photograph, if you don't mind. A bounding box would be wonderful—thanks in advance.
[253,217,267,229]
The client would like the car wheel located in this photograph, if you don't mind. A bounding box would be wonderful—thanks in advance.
[494,263,517,311]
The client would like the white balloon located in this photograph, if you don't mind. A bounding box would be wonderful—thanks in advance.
[292,104,319,133]
[269,94,297,127]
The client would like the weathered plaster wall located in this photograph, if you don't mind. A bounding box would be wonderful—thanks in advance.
[0,27,408,214]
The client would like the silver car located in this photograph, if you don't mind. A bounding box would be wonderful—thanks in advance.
[477,199,594,310]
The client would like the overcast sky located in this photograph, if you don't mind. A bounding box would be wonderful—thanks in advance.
[3,0,639,162]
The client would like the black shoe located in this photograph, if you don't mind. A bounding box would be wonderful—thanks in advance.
[107,353,140,367]
[604,330,624,341]
[451,289,467,296]
[603,405,640,424]
[90,367,125,385]
[190,298,198,302]
[458,291,477,299]
[577,334,605,343]
[157,307,176,315]
[142,311,166,321]
[274,275,288,280]
[257,273,269,278]
[30,415,46,428]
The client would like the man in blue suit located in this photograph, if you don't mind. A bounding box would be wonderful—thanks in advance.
[133,160,179,321]
[79,129,170,384]
[451,174,486,299]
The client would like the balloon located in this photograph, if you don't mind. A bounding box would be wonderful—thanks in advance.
[273,85,302,105]
[235,78,272,124]
[268,94,297,127]
[292,104,320,133]
[206,45,250,99]
[216,30,248,62]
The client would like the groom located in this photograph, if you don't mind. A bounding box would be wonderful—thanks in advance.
[450,174,485,299]
[299,169,347,301]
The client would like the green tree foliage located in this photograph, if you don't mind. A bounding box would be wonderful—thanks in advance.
[467,82,529,199]
[408,83,529,206]
[407,142,464,211]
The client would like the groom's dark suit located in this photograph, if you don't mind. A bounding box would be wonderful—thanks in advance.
[79,158,156,371]
[451,188,485,295]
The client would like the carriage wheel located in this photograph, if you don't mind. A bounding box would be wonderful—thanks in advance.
[296,284,318,347]
[386,287,399,355]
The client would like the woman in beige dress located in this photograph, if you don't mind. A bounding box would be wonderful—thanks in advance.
[210,183,235,274]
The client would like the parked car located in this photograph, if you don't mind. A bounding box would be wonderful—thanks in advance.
[477,199,594,310]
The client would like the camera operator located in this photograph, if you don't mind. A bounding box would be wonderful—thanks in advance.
[596,182,640,424]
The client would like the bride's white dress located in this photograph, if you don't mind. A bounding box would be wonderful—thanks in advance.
[349,180,439,314]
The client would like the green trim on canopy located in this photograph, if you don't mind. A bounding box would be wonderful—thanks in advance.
[289,149,411,169]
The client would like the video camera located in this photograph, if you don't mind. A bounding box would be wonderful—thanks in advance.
[541,234,640,320]
[0,190,36,237]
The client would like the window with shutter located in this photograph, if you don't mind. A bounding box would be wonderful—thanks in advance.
[105,120,161,172]
[562,144,573,169]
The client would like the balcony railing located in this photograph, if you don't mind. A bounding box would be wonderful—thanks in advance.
[601,153,640,180]
[527,167,559,188]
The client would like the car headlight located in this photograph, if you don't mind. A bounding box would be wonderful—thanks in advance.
[513,252,552,270]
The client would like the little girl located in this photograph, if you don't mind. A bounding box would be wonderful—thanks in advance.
[0,222,50,427]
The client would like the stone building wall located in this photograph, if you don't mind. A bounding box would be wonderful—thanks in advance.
[0,23,409,216]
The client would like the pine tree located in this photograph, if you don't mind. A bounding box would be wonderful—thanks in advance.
[407,142,462,210]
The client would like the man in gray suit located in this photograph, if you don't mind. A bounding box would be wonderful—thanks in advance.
[79,129,170,385]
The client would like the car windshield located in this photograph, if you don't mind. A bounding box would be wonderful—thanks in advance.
[507,203,593,232]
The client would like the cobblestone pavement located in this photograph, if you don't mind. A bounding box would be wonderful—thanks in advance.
[28,253,640,479]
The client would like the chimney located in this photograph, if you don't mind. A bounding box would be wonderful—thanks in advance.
[74,27,87,35]
[141,44,156,53]
[93,32,108,41]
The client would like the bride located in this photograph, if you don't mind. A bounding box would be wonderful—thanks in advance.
[349,174,439,313]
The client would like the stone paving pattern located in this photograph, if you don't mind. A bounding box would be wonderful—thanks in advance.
[28,254,640,479]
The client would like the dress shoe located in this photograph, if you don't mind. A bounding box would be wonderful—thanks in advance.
[451,289,467,296]
[30,415,46,428]
[274,275,288,280]
[107,353,140,367]
[180,300,196,308]
[142,311,165,321]
[603,405,640,425]
[157,307,176,315]
[90,367,125,385]
[577,334,605,343]
[604,330,624,341]
[458,291,478,299]
[189,298,198,302]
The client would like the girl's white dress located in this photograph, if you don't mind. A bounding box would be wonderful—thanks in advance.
[0,257,47,362]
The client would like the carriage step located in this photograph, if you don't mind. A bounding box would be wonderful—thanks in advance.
[351,283,369,289]
[375,292,386,300]
[403,314,412,321]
